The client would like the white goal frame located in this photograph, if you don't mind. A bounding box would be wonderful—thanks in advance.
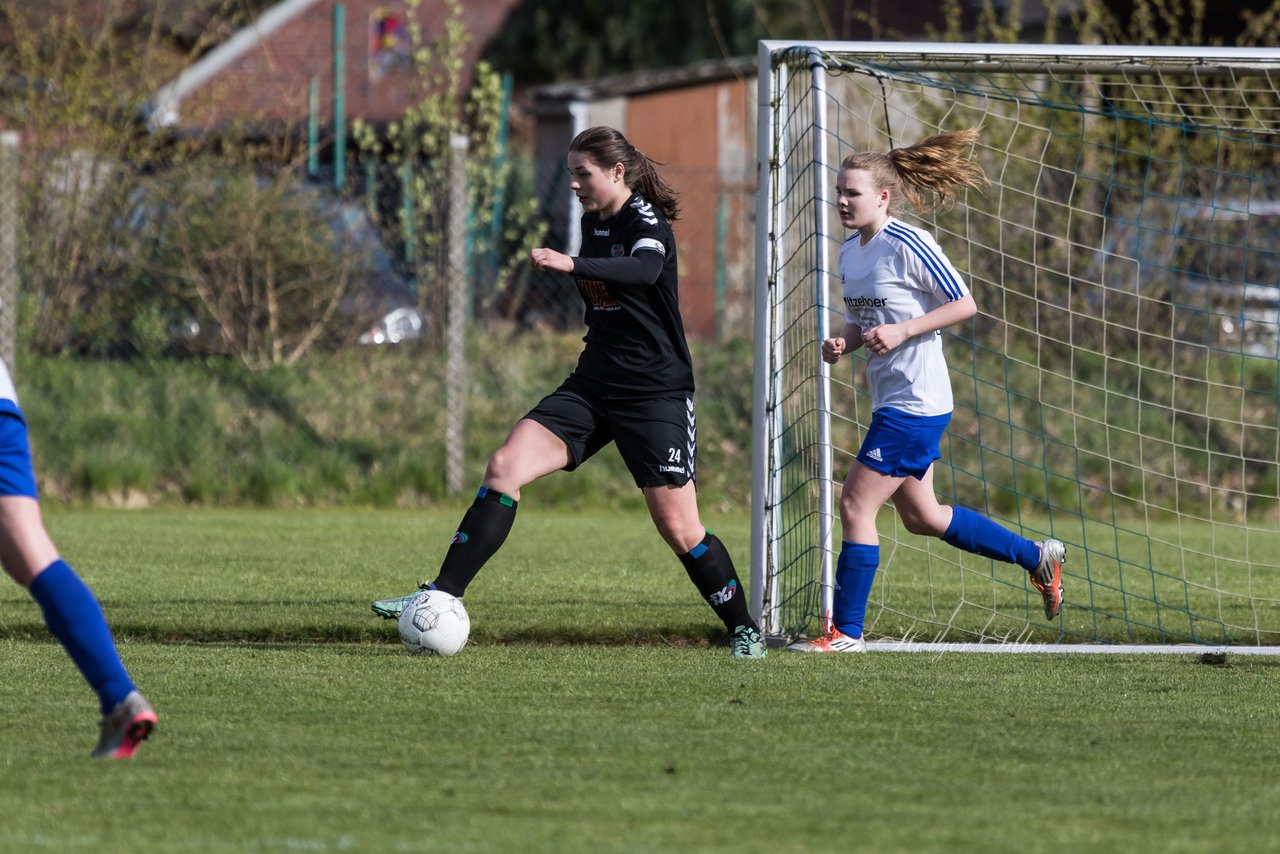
[749,40,1280,653]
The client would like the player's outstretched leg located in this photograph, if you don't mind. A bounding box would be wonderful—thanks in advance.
[371,486,518,618]
[943,507,1065,620]
[677,532,766,659]
[0,393,156,757]
[27,559,158,758]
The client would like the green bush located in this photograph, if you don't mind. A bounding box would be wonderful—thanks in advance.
[20,327,1275,516]
[14,334,756,510]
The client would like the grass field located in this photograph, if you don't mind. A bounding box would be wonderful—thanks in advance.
[3,507,1279,853]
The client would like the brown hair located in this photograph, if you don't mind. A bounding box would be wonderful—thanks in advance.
[569,126,681,222]
[841,128,988,216]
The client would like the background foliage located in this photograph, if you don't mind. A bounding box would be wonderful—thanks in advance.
[18,334,756,510]
[2,0,1280,504]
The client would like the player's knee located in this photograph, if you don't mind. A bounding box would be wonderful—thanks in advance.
[899,513,932,536]
[839,492,874,524]
[652,513,700,553]
[484,445,519,484]
[900,508,946,537]
[650,511,680,544]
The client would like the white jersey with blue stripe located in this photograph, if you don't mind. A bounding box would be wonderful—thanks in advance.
[0,357,16,407]
[838,216,968,416]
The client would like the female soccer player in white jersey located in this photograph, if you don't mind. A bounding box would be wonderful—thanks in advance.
[788,128,1066,653]
[0,357,156,755]
[372,126,767,658]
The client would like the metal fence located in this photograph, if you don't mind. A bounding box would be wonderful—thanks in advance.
[0,133,17,371]
[6,140,759,371]
[354,153,758,342]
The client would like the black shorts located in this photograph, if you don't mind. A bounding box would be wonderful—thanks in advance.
[525,376,696,488]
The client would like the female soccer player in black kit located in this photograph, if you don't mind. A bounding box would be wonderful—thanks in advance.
[372,126,766,658]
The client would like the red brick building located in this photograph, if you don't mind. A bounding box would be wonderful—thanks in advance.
[148,0,518,131]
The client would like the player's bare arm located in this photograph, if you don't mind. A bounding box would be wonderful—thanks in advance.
[863,293,976,355]
[822,321,864,363]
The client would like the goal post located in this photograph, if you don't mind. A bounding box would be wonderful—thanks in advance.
[750,41,1280,650]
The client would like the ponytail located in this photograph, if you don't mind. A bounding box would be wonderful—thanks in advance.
[841,127,988,216]
[569,126,681,221]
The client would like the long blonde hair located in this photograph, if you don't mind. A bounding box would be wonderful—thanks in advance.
[841,127,988,216]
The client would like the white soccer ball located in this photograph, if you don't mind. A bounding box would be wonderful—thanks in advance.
[398,589,470,656]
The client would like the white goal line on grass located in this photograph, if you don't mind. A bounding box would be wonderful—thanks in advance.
[865,642,1280,655]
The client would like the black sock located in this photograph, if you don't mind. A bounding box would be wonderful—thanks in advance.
[677,532,757,632]
[429,486,518,597]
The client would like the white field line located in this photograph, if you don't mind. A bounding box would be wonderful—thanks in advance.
[864,641,1280,655]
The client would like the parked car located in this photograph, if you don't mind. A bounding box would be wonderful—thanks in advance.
[1168,200,1280,358]
[320,196,424,346]
[124,176,424,356]
[1090,197,1280,357]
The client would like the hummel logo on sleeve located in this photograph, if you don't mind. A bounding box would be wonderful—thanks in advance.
[631,197,659,225]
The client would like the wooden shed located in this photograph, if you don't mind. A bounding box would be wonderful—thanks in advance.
[529,57,758,341]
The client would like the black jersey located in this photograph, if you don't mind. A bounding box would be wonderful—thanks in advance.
[570,193,694,398]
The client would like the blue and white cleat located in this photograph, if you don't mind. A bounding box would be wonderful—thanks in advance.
[371,585,430,620]
[729,625,767,659]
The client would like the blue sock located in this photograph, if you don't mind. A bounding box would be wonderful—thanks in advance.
[943,506,1040,569]
[832,542,879,639]
[28,560,135,714]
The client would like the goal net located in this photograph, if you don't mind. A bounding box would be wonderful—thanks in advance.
[749,41,1280,649]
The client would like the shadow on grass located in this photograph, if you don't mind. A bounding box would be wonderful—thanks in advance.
[0,620,730,648]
